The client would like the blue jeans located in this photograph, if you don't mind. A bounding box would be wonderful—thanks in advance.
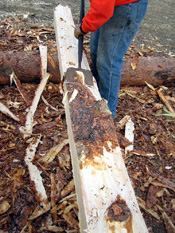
[90,0,148,118]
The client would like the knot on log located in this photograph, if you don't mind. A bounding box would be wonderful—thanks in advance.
[107,195,131,222]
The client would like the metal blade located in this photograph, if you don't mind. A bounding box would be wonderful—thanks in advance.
[65,67,93,87]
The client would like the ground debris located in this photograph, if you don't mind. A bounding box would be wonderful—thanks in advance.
[0,17,175,232]
[0,81,175,232]
[0,81,78,232]
[115,85,175,232]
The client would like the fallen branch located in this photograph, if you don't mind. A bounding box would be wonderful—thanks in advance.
[0,101,20,122]
[156,204,175,233]
[40,225,65,232]
[62,212,79,230]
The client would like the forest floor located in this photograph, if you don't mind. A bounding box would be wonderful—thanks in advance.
[0,16,175,233]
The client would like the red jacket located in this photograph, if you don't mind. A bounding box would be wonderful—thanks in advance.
[81,0,138,33]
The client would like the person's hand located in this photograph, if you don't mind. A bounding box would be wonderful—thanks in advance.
[74,24,85,39]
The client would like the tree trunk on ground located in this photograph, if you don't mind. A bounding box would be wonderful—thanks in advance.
[121,56,175,87]
[0,52,174,87]
[0,51,61,84]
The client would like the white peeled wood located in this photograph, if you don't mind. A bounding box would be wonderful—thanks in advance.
[54,4,148,233]
[54,5,89,80]
[39,45,47,78]
[0,101,20,122]
[125,117,135,155]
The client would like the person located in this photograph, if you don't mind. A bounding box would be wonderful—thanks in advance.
[74,0,148,118]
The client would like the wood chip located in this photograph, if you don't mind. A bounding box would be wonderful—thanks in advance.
[39,139,69,164]
[125,117,134,155]
[25,136,49,205]
[116,115,131,130]
[0,101,20,122]
[60,179,75,199]
[162,211,175,233]
[62,212,79,230]
[28,204,50,221]
[10,72,31,105]
[157,88,175,116]
[137,196,160,220]
[146,167,175,192]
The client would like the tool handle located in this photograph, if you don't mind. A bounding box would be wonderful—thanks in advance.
[78,36,83,68]
[80,0,85,23]
[78,0,85,68]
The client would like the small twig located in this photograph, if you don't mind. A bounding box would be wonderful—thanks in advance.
[162,211,175,233]
[10,72,31,105]
[42,95,59,111]
[157,88,175,116]
[145,81,155,91]
[132,149,156,158]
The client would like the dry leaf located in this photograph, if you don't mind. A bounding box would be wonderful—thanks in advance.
[146,185,159,208]
[48,54,56,70]
[0,200,11,214]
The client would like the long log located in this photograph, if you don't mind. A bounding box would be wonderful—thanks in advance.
[121,56,175,86]
[0,52,175,86]
[54,4,148,232]
[0,51,61,84]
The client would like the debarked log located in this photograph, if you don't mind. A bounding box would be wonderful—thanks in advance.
[0,52,175,87]
[54,4,148,232]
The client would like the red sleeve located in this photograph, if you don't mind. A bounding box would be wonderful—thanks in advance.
[81,0,116,33]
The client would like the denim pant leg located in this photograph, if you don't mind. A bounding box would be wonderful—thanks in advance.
[90,0,148,118]
[90,29,100,84]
